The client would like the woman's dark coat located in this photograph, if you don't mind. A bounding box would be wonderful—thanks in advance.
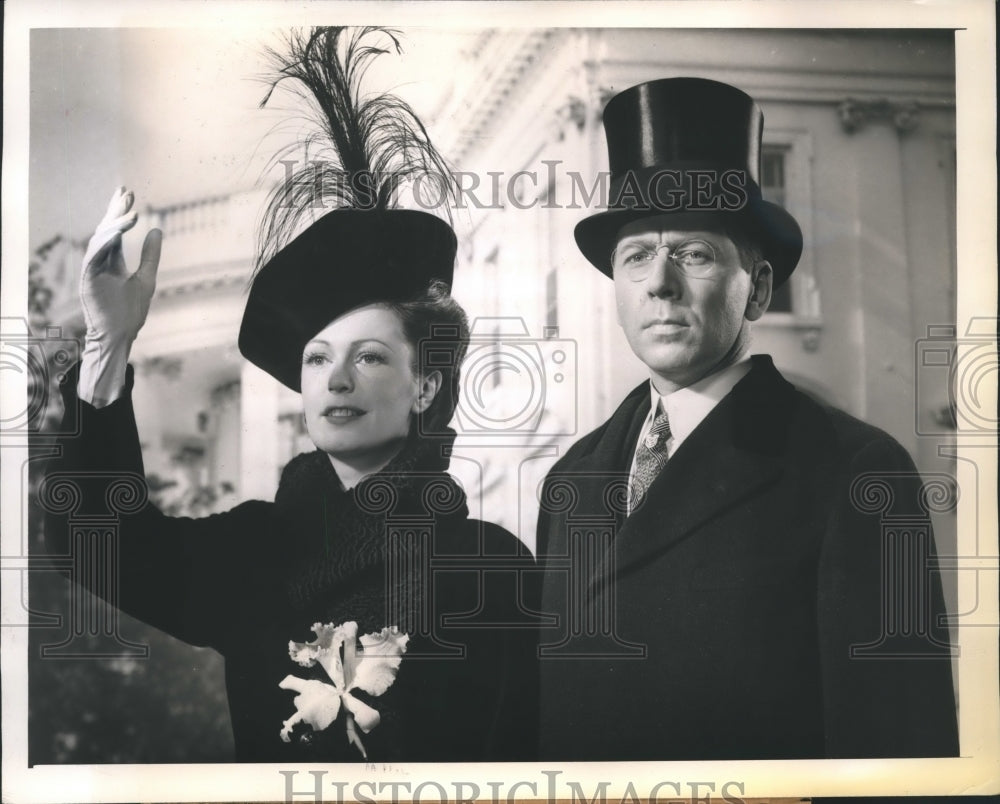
[42,364,537,763]
[536,355,958,761]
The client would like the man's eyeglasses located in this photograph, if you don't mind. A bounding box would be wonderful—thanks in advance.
[611,239,718,280]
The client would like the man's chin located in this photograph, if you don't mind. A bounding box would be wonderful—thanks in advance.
[634,351,726,391]
[632,345,691,378]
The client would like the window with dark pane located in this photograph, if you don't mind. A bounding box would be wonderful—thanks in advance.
[483,245,499,316]
[544,178,559,332]
[545,268,558,331]
[761,145,792,313]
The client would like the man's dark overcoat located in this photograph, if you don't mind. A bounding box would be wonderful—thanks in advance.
[536,354,958,760]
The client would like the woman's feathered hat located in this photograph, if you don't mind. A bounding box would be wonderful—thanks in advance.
[574,77,802,286]
[239,28,457,391]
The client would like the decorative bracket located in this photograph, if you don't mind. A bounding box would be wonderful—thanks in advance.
[551,95,589,141]
[837,98,920,135]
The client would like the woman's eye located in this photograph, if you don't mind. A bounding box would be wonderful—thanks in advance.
[356,351,386,366]
[303,352,327,366]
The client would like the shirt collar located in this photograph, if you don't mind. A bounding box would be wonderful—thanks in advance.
[648,358,752,450]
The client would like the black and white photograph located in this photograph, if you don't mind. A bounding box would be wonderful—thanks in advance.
[2,1,997,802]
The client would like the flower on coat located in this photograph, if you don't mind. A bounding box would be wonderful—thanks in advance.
[279,621,409,758]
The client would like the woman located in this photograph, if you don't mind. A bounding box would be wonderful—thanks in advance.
[43,28,537,763]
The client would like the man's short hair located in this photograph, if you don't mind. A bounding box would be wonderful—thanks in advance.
[723,227,765,273]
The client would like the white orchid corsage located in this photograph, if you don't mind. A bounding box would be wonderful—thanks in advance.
[279,621,409,758]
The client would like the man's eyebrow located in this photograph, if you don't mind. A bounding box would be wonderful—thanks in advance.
[619,232,718,243]
[616,235,661,245]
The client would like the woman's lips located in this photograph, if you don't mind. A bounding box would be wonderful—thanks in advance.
[321,406,366,420]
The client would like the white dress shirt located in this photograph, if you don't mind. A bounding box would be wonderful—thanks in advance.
[626,359,752,513]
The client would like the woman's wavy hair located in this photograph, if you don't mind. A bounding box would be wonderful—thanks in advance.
[382,279,470,436]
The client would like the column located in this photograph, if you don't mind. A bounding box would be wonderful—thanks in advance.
[239,361,280,501]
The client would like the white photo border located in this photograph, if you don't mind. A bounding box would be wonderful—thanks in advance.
[3,1,997,802]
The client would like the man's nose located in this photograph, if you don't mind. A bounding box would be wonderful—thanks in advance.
[645,251,683,298]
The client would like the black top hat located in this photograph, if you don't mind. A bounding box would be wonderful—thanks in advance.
[574,77,802,286]
[238,208,456,391]
[237,28,458,391]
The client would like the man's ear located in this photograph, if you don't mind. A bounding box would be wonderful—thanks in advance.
[412,370,443,414]
[745,261,773,322]
[613,274,626,329]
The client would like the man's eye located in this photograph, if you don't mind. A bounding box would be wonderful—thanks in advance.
[623,250,652,264]
[675,247,712,265]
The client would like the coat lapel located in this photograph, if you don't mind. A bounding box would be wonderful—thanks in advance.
[538,384,647,569]
[588,355,796,589]
[556,383,649,520]
[538,383,648,649]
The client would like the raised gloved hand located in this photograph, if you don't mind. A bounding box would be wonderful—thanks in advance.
[80,186,162,347]
[78,187,162,407]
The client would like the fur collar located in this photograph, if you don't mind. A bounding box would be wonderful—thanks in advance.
[273,430,468,622]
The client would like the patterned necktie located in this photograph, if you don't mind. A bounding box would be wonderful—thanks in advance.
[629,409,671,512]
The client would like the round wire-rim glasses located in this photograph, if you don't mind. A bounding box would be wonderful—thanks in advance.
[611,239,718,280]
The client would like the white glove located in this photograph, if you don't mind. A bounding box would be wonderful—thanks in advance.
[78,187,162,407]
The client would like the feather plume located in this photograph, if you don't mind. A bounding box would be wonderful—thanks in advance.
[254,27,455,276]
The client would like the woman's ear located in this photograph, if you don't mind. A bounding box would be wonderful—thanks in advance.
[744,260,773,322]
[412,370,443,414]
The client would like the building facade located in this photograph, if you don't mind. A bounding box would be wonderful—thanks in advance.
[39,28,957,555]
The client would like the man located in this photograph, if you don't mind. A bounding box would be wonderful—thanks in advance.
[535,78,958,761]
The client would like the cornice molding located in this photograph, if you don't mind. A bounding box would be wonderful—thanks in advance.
[155,260,248,298]
[439,30,566,163]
